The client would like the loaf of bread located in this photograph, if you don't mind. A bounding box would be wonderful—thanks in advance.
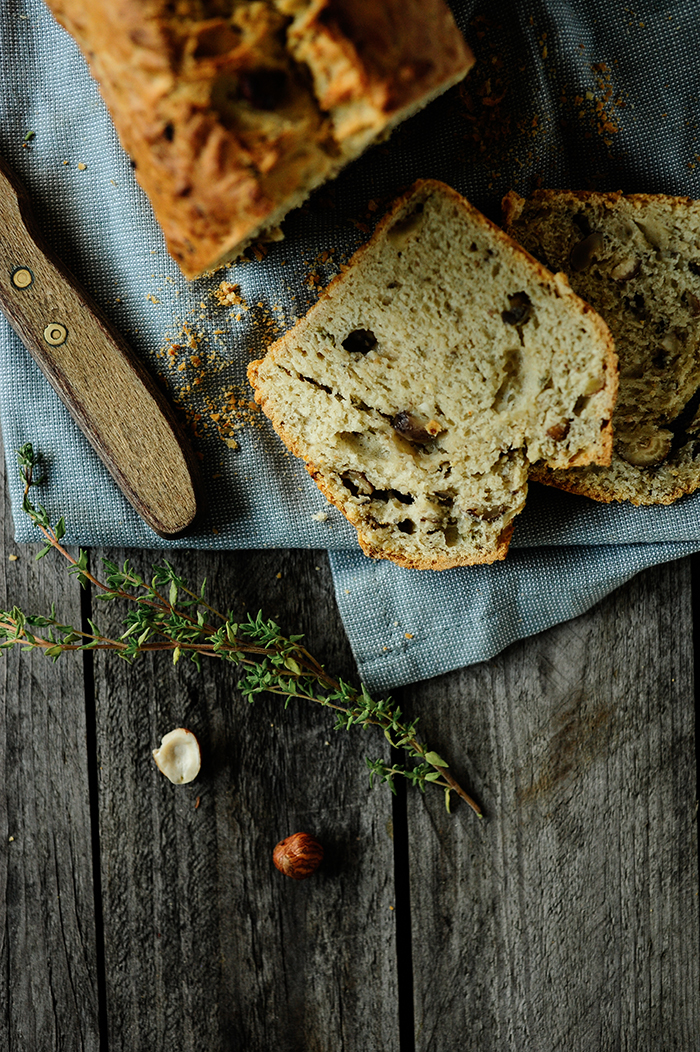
[45,0,474,279]
[503,188,700,505]
[248,180,617,569]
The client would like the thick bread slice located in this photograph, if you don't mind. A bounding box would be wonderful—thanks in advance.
[45,0,473,279]
[503,188,700,505]
[249,180,617,569]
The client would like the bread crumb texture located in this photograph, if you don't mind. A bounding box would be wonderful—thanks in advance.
[249,180,617,570]
[504,188,700,505]
[45,0,474,277]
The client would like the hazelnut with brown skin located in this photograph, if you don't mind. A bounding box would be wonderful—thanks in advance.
[273,832,324,880]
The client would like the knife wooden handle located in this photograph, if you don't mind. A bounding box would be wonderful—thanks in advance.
[0,157,202,538]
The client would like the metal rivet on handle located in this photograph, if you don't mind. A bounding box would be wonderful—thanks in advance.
[43,323,68,346]
[11,266,33,289]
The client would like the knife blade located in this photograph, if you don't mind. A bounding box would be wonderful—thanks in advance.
[0,155,202,538]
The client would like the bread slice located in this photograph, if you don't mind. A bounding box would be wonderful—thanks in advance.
[45,0,474,279]
[248,180,617,569]
[503,189,700,505]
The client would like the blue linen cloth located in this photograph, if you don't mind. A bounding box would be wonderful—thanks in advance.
[1,0,699,691]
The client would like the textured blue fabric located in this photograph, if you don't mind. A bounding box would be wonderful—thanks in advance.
[1,0,699,690]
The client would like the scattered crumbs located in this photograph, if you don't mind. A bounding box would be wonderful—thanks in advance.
[404,632,414,639]
[62,159,69,166]
[213,280,247,310]
[8,836,14,842]
[393,620,399,626]
[110,179,117,186]
[77,162,87,170]
[212,526,219,535]
[8,554,18,562]
[224,437,238,450]
[389,906,395,912]
[194,796,201,809]
[324,741,330,746]
[204,383,263,445]
[276,572,282,579]
[311,511,328,522]
[314,565,321,571]
[344,589,350,594]
[146,293,160,304]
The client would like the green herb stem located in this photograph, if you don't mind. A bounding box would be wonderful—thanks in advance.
[6,443,482,817]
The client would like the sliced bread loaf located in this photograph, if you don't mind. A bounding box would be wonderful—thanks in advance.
[503,189,700,505]
[249,180,617,569]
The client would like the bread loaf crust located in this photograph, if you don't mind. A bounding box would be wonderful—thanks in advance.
[45,0,473,278]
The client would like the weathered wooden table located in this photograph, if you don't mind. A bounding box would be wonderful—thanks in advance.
[1,434,698,1052]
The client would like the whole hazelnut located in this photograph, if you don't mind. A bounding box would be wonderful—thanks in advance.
[273,832,324,880]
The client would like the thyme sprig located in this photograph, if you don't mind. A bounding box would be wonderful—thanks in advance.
[4,443,482,817]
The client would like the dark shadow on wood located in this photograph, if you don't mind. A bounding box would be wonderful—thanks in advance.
[690,553,700,951]
[81,571,110,1052]
[391,741,416,1052]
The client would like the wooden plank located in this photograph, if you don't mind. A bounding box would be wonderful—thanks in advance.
[0,439,101,1051]
[405,558,700,1051]
[89,544,399,1052]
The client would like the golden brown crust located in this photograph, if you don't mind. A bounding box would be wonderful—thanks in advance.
[529,462,700,506]
[45,0,473,278]
[503,187,700,219]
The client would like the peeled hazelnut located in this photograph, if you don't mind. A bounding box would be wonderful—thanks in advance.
[570,231,605,271]
[341,470,374,496]
[273,832,324,880]
[634,219,668,249]
[547,420,570,441]
[616,426,673,467]
[610,257,640,282]
[391,411,444,445]
[152,728,201,784]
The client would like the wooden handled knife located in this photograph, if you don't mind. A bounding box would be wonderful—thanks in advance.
[0,156,202,538]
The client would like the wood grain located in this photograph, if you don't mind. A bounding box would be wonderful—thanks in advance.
[1,424,698,1051]
[0,157,201,537]
[404,559,700,1051]
[0,438,101,1051]
[89,544,399,1052]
